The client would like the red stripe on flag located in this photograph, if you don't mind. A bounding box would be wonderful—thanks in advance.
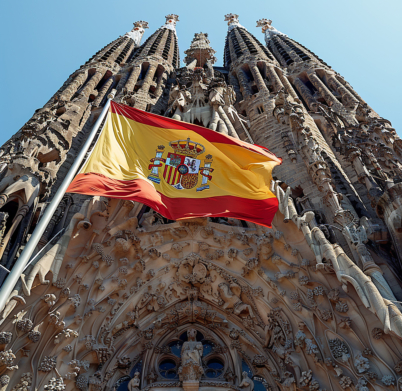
[110,102,281,162]
[167,166,173,184]
[67,173,278,228]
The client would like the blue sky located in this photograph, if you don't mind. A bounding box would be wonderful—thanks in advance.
[1,0,401,146]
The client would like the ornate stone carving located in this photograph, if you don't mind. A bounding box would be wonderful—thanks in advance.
[178,329,204,382]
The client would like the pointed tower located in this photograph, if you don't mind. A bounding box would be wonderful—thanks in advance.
[0,21,147,267]
[257,18,402,265]
[116,15,180,111]
[223,13,283,102]
[223,14,402,307]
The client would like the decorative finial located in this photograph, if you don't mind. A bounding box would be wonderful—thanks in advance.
[256,18,287,43]
[164,14,179,31]
[134,21,149,30]
[125,21,149,46]
[256,19,272,32]
[224,13,245,31]
[184,32,217,66]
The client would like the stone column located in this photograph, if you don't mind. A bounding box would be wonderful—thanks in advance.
[236,69,252,99]
[209,107,220,131]
[93,77,114,107]
[59,71,88,101]
[155,71,168,98]
[228,73,242,102]
[0,205,29,259]
[327,74,359,108]
[294,78,318,111]
[140,63,157,93]
[249,63,268,93]
[114,73,130,100]
[307,71,341,109]
[124,65,142,93]
[266,65,283,93]
[79,70,105,98]
[218,106,238,138]
[277,72,298,100]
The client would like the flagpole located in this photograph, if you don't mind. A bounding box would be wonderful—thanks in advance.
[0,90,116,313]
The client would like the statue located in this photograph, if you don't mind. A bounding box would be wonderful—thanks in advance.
[127,371,140,391]
[178,329,204,382]
[218,282,255,318]
[239,371,254,391]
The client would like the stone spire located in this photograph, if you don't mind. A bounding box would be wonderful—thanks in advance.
[117,15,180,110]
[125,21,149,46]
[184,32,217,67]
[223,14,277,69]
[256,18,287,44]
[224,13,245,31]
[257,17,329,68]
[0,20,147,268]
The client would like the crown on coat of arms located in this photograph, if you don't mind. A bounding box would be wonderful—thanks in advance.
[169,138,205,158]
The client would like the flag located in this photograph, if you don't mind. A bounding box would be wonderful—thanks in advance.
[67,102,282,227]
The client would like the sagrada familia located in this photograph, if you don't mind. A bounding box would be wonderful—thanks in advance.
[0,12,402,391]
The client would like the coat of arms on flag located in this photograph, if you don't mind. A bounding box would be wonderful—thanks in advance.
[148,138,214,191]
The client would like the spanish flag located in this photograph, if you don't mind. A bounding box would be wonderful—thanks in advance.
[67,102,281,227]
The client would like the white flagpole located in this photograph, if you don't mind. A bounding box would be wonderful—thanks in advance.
[0,90,116,313]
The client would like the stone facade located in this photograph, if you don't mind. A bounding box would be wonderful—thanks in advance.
[0,13,402,391]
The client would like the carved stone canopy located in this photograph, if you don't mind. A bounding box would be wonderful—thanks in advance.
[184,33,217,67]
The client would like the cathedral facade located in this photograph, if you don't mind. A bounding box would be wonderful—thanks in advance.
[0,13,402,391]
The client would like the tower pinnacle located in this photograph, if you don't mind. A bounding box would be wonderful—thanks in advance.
[256,18,287,43]
[224,13,245,31]
[125,21,149,46]
[184,33,217,67]
[164,14,179,31]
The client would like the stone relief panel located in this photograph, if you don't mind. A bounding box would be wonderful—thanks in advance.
[0,197,400,391]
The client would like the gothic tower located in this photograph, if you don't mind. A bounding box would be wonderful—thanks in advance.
[116,15,180,111]
[0,20,150,270]
[0,13,402,391]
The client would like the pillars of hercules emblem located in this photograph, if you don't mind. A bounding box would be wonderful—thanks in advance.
[197,154,213,192]
[148,145,165,184]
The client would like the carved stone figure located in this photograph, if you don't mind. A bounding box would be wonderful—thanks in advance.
[127,372,140,391]
[218,282,255,318]
[178,329,204,382]
[239,371,254,391]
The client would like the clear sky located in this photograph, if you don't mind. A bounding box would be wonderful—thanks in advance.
[1,0,401,146]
